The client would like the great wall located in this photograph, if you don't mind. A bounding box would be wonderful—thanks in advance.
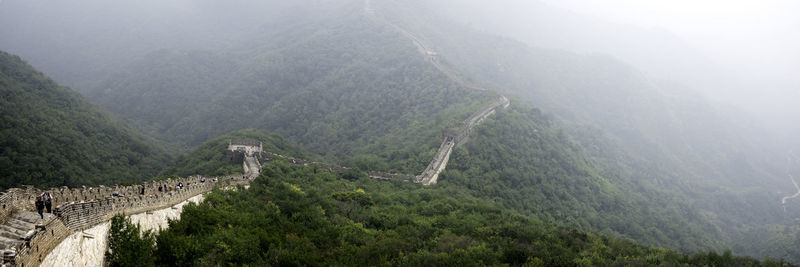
[0,2,511,266]
[0,142,261,266]
[363,0,511,185]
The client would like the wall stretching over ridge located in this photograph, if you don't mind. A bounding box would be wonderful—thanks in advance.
[1,171,254,266]
[41,194,207,267]
[364,0,511,185]
[0,0,515,262]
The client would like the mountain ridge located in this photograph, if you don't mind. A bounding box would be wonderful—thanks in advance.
[0,51,172,189]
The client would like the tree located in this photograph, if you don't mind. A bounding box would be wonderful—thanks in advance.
[105,215,156,267]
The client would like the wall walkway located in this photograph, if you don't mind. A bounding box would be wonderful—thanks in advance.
[0,157,258,266]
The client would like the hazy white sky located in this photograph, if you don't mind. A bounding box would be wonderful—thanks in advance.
[540,0,800,130]
[540,0,800,80]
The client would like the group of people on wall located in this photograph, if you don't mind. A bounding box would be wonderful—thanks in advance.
[33,177,223,219]
[34,191,52,219]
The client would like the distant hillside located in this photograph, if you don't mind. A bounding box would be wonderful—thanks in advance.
[2,0,798,263]
[0,51,171,189]
[161,129,307,178]
[82,2,493,174]
[425,0,728,97]
[442,105,725,251]
[376,0,794,260]
[117,161,790,266]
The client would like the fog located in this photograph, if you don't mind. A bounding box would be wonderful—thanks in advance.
[546,0,800,132]
[2,0,800,262]
[426,0,799,135]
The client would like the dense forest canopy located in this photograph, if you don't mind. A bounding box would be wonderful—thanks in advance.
[372,0,800,261]
[108,161,791,266]
[1,0,799,264]
[0,51,171,189]
[77,6,493,175]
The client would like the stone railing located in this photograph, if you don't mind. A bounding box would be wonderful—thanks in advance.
[13,214,71,267]
[1,173,253,266]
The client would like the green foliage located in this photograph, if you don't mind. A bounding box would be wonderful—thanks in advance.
[4,0,795,263]
[86,12,493,174]
[160,129,305,177]
[0,51,171,189]
[372,1,798,261]
[444,105,725,252]
[106,215,157,267]
[146,161,788,266]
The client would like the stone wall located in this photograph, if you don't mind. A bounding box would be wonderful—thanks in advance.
[415,95,510,185]
[15,216,71,267]
[54,175,248,232]
[0,174,252,266]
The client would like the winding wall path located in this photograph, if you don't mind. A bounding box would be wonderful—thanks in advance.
[364,0,511,185]
[1,2,512,265]
[0,156,259,266]
[782,150,800,213]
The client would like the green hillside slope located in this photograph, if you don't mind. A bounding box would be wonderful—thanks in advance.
[86,6,492,174]
[108,161,790,266]
[443,105,725,251]
[162,129,307,178]
[377,0,794,260]
[2,0,797,262]
[0,51,171,189]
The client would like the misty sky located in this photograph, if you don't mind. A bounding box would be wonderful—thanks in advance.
[540,0,800,130]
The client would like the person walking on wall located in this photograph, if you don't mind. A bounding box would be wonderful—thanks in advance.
[35,196,45,219]
[41,191,53,213]
[140,184,145,195]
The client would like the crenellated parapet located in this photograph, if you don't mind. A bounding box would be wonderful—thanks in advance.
[0,171,254,266]
[13,215,71,267]
[227,140,264,164]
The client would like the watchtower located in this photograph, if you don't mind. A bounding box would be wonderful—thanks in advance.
[226,140,263,163]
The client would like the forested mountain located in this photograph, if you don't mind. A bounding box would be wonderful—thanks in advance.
[1,0,798,263]
[0,0,492,175]
[110,160,788,266]
[443,105,725,251]
[425,0,727,99]
[0,0,307,92]
[0,51,171,189]
[77,2,491,175]
[374,0,796,260]
[161,129,307,178]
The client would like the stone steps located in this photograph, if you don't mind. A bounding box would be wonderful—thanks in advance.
[0,235,22,250]
[0,225,26,238]
[0,212,51,253]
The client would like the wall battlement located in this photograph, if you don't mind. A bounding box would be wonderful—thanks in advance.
[227,139,263,164]
[1,170,254,266]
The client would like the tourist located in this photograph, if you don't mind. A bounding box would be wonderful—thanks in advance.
[178,182,183,190]
[35,196,44,219]
[140,185,145,195]
[41,191,53,213]
[200,177,205,183]
[158,185,162,192]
